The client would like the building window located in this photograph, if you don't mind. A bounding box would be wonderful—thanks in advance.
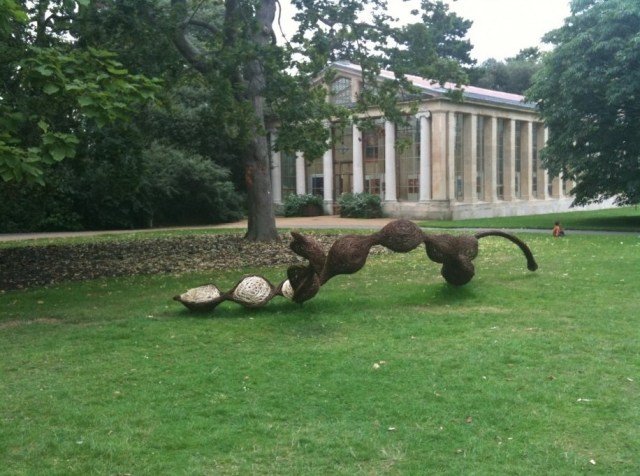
[330,77,352,105]
[311,175,324,197]
[476,116,485,200]
[306,157,324,197]
[332,125,353,198]
[396,118,420,201]
[281,151,296,199]
[454,113,465,201]
[365,176,383,195]
[497,119,505,200]
[363,127,382,160]
[363,122,385,198]
[407,177,419,194]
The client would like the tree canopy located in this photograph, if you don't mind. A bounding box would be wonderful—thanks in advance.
[0,0,244,232]
[527,0,640,205]
[0,0,160,184]
[1,0,475,237]
[469,47,542,95]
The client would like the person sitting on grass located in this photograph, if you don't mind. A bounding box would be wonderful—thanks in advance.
[553,221,565,237]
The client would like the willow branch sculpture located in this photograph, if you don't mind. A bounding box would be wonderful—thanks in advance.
[174,219,538,312]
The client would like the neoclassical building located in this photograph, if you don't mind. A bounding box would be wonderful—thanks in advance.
[270,61,575,219]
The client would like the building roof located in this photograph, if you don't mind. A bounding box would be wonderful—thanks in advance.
[332,61,536,111]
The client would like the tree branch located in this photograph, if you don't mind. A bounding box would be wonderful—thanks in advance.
[186,18,220,37]
[170,0,214,74]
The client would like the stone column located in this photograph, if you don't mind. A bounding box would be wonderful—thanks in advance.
[538,125,549,199]
[431,111,448,200]
[295,151,305,195]
[503,119,517,201]
[551,177,564,199]
[270,131,282,204]
[463,114,477,203]
[483,116,498,202]
[352,123,364,193]
[564,178,574,197]
[521,121,533,200]
[322,146,334,207]
[384,120,397,202]
[418,112,431,202]
[447,112,456,201]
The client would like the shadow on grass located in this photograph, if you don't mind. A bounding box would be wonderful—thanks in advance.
[168,280,479,321]
[569,214,640,231]
[429,283,477,305]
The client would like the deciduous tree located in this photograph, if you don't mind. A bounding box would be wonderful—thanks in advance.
[527,0,640,205]
[470,47,542,95]
[170,0,473,241]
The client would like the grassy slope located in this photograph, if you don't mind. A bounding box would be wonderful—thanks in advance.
[418,206,640,232]
[1,233,639,474]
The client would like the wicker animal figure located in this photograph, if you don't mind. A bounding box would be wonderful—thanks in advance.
[286,263,321,304]
[174,220,539,312]
[423,230,538,286]
[320,234,380,284]
[373,219,424,253]
[289,232,327,275]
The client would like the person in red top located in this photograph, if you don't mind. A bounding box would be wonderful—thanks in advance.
[552,221,565,237]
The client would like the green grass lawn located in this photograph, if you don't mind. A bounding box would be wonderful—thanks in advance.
[2,232,639,474]
[418,205,640,232]
[0,226,239,250]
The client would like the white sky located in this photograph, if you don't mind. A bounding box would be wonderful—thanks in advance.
[443,0,571,61]
[277,0,572,63]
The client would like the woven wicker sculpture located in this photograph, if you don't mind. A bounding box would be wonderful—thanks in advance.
[174,219,538,312]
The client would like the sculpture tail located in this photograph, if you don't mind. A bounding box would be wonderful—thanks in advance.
[474,230,538,271]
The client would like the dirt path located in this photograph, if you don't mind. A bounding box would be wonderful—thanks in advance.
[0,216,396,242]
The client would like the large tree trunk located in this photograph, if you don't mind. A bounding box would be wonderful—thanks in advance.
[243,0,278,241]
[171,0,279,241]
[243,136,278,241]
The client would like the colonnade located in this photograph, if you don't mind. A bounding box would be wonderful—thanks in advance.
[270,110,568,213]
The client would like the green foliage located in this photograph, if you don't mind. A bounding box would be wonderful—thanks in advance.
[337,192,383,218]
[142,79,247,188]
[141,143,244,226]
[285,0,473,147]
[0,0,480,234]
[0,2,161,184]
[283,193,324,217]
[469,48,542,94]
[0,0,26,36]
[0,177,84,232]
[0,139,245,232]
[527,0,640,205]
[1,233,639,473]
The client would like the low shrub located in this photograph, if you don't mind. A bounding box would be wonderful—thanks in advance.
[283,193,324,217]
[337,192,383,218]
[141,143,244,226]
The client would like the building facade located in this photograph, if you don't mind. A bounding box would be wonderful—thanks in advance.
[270,62,576,220]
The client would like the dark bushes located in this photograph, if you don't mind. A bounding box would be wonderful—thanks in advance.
[337,192,382,218]
[283,193,324,217]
